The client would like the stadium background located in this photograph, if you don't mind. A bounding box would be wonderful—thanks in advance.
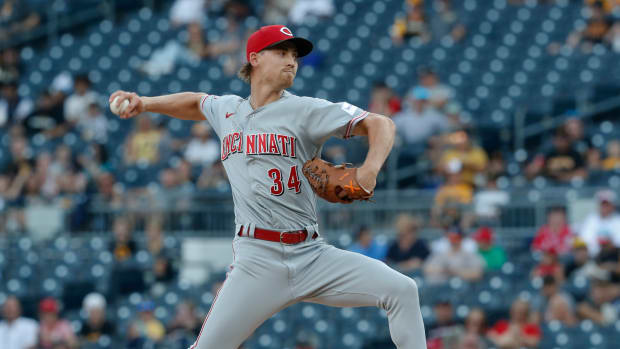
[1,0,620,348]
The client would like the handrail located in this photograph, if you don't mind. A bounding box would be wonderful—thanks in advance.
[517,94,620,146]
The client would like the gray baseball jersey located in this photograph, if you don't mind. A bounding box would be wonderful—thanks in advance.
[199,90,368,231]
[190,91,427,349]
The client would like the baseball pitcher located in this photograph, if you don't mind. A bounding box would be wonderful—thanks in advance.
[109,25,426,349]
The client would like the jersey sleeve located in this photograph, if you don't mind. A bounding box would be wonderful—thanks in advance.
[306,98,369,145]
[199,93,224,138]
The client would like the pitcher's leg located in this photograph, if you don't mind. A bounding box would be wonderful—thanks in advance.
[299,246,426,349]
[191,239,293,349]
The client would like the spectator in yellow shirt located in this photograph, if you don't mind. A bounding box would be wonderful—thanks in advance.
[131,301,165,342]
[440,130,488,186]
[602,140,620,170]
[433,159,473,225]
[124,115,163,165]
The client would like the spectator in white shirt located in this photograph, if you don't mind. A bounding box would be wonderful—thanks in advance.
[184,122,220,166]
[415,66,455,111]
[170,0,206,27]
[579,189,620,256]
[63,75,98,125]
[0,296,38,349]
[393,87,451,145]
[424,230,484,284]
[431,226,478,254]
[77,102,107,144]
[289,0,334,24]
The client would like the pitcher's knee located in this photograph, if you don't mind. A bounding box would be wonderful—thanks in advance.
[392,276,419,299]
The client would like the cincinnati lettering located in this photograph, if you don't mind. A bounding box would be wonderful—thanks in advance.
[221,132,297,161]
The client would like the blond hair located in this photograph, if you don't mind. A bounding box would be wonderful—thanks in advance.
[238,62,252,83]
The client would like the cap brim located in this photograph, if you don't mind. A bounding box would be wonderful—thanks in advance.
[264,37,313,58]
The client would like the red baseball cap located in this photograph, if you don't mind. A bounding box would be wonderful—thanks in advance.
[39,297,59,313]
[246,25,313,62]
[474,227,493,244]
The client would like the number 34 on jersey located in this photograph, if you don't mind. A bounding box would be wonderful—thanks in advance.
[221,131,301,196]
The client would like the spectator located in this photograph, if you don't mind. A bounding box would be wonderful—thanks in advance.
[223,0,254,21]
[576,277,619,325]
[140,22,218,77]
[432,160,474,223]
[531,276,577,326]
[426,299,463,349]
[531,247,565,282]
[0,0,41,41]
[473,227,506,271]
[0,80,33,128]
[525,129,586,182]
[415,66,455,111]
[63,75,98,126]
[167,301,202,347]
[439,130,488,187]
[393,87,451,145]
[22,90,65,138]
[566,3,613,52]
[124,115,164,166]
[77,143,112,182]
[602,140,620,170]
[431,226,478,254]
[368,82,402,118]
[430,0,467,43]
[197,162,229,191]
[531,207,573,256]
[263,0,296,24]
[385,214,430,271]
[473,175,510,223]
[109,216,137,262]
[459,308,487,349]
[38,298,77,349]
[220,18,250,77]
[487,299,541,349]
[0,136,33,232]
[564,238,600,280]
[0,48,22,83]
[586,0,620,14]
[146,216,166,257]
[0,296,38,349]
[151,254,176,283]
[391,4,430,45]
[184,122,220,166]
[595,238,620,283]
[563,117,591,156]
[444,102,466,130]
[289,0,334,25]
[76,102,107,144]
[170,0,206,27]
[131,301,165,342]
[424,230,484,284]
[579,189,620,256]
[79,293,115,344]
[348,225,388,261]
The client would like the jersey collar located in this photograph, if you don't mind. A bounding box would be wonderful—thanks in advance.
[247,90,292,112]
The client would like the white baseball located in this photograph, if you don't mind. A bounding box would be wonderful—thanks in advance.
[110,96,130,115]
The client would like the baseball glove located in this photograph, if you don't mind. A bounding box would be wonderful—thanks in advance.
[302,157,373,204]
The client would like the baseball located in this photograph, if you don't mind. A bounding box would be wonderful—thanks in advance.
[110,96,130,115]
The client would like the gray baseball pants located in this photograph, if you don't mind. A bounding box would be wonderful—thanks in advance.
[190,233,426,349]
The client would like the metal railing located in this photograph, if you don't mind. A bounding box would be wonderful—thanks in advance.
[74,186,606,238]
[513,95,620,151]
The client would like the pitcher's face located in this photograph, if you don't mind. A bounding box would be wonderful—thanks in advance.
[255,42,299,88]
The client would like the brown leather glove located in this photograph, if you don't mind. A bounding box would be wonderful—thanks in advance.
[302,157,373,204]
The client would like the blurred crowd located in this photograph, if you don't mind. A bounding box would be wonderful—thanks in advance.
[0,0,620,348]
[349,189,620,348]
